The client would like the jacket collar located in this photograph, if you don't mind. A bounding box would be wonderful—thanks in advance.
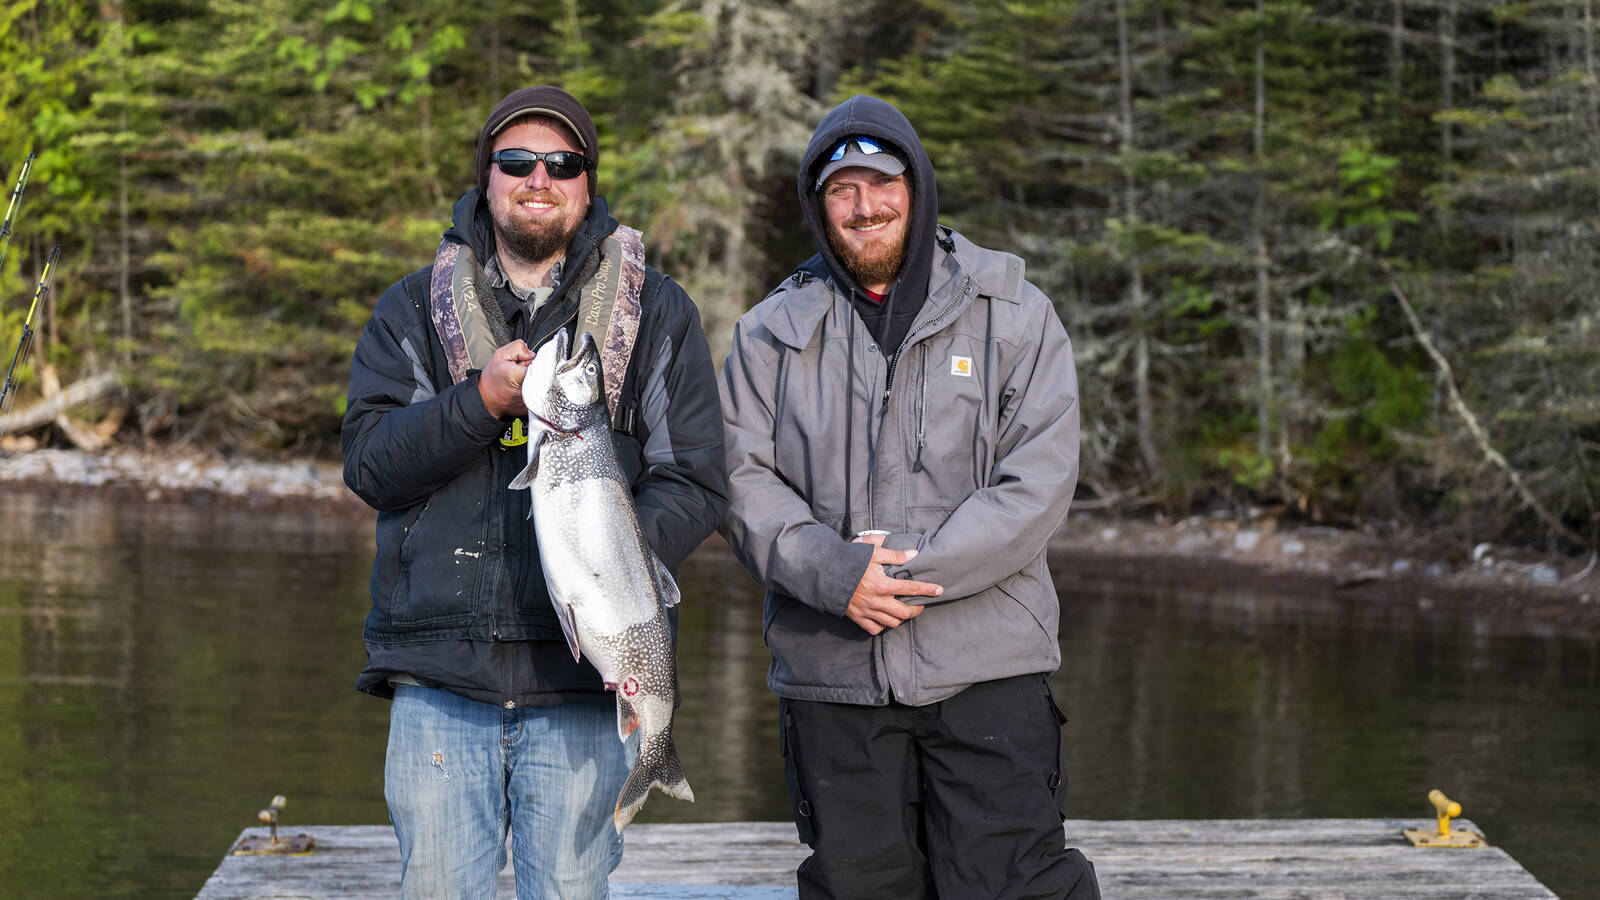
[765,230,1004,352]
[763,275,836,351]
[940,228,1025,304]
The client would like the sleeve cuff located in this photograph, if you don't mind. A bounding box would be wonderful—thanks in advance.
[813,538,876,618]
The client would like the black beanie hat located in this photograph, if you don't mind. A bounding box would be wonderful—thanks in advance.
[476,85,599,197]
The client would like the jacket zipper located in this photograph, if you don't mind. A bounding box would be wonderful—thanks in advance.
[880,277,969,414]
[868,277,971,517]
[913,345,927,472]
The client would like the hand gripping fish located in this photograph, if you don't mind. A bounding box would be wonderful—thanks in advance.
[507,330,694,832]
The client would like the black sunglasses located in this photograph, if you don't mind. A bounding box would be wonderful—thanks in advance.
[490,148,592,181]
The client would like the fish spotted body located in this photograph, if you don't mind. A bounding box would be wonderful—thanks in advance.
[508,330,693,832]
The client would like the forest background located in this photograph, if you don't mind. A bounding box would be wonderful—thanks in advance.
[0,0,1596,554]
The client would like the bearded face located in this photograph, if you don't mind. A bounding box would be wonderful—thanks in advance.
[486,119,591,273]
[820,170,912,293]
[825,209,908,290]
[495,188,581,265]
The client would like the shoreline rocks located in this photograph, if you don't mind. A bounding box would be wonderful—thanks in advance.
[1051,511,1598,633]
[0,447,367,515]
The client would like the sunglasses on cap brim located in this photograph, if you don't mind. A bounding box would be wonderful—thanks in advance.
[490,148,593,181]
[827,137,889,161]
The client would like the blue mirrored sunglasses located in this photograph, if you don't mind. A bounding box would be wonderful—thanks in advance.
[827,137,887,161]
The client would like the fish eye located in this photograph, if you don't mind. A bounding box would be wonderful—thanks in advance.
[586,363,597,375]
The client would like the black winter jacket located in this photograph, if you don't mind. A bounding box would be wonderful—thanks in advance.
[341,191,727,694]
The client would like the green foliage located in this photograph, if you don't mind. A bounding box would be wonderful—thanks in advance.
[1316,143,1419,251]
[1217,446,1275,492]
[1320,325,1430,459]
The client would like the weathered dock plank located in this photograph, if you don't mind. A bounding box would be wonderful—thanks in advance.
[194,819,1558,899]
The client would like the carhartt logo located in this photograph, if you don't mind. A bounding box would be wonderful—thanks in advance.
[950,356,972,377]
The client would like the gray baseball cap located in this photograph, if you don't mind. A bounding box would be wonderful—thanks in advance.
[815,136,906,189]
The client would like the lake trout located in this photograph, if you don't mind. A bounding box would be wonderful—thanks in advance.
[508,329,694,832]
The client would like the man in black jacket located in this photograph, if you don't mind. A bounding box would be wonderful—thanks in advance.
[341,86,726,899]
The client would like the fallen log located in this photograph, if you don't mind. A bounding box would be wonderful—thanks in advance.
[0,370,123,437]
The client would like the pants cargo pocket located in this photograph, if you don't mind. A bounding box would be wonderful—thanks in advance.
[1043,679,1071,818]
[778,699,818,847]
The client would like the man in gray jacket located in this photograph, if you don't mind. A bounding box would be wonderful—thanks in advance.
[719,95,1101,898]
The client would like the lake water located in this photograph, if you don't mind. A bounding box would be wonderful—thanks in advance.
[0,489,1595,898]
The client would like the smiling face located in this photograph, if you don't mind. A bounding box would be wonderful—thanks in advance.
[486,117,591,274]
[821,167,912,294]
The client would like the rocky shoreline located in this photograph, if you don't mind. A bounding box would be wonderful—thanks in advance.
[0,446,370,515]
[1049,511,1598,634]
[4,446,1596,633]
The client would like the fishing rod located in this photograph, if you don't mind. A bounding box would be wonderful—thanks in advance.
[0,243,61,420]
[0,152,36,277]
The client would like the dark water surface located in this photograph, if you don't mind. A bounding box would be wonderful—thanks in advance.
[0,490,1595,898]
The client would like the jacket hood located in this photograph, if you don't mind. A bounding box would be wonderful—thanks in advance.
[798,95,938,327]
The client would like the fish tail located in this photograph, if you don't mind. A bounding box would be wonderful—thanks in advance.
[612,733,694,832]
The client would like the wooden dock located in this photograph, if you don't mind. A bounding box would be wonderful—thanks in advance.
[195,819,1558,899]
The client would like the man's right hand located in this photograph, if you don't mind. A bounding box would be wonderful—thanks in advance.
[845,543,943,636]
[478,340,534,418]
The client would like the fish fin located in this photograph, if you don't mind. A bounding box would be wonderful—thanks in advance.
[506,460,536,491]
[616,695,640,741]
[554,600,582,662]
[612,732,693,833]
[650,550,682,609]
[506,433,546,491]
[537,569,581,660]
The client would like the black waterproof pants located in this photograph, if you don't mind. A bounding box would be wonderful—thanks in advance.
[779,674,1101,900]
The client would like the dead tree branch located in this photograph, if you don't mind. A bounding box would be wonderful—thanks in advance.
[1379,263,1590,549]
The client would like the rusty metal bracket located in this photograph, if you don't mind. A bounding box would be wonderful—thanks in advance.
[1403,789,1485,848]
[231,794,316,855]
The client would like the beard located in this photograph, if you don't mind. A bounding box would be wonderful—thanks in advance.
[494,191,584,267]
[825,212,908,289]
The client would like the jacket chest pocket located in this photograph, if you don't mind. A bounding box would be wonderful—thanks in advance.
[904,334,996,497]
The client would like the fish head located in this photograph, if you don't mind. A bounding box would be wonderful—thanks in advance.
[552,331,603,412]
[522,330,567,419]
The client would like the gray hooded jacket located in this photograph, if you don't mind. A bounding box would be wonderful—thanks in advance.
[718,96,1081,706]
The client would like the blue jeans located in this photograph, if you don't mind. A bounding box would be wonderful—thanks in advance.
[385,683,632,899]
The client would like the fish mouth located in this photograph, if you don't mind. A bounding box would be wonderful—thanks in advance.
[530,411,580,437]
[556,331,599,375]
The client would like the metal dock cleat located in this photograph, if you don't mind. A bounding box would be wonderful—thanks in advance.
[230,794,315,855]
[1403,788,1486,848]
